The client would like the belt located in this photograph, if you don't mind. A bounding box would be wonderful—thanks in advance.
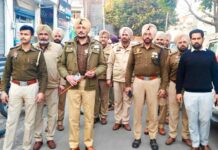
[12,79,37,86]
[136,75,158,80]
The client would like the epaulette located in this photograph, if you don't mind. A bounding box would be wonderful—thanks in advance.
[154,43,165,49]
[64,40,75,47]
[31,46,42,52]
[112,43,119,48]
[131,42,141,48]
[10,45,21,51]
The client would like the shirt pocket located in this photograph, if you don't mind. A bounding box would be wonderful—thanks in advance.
[134,53,143,64]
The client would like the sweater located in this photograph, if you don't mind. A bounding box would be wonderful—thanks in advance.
[176,49,218,94]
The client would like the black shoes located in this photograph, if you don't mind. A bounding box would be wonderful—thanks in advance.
[132,139,141,148]
[150,139,159,150]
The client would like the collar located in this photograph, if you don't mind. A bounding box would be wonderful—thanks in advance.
[75,36,90,45]
[17,45,37,52]
[118,42,131,51]
[141,43,156,50]
[191,47,207,52]
[35,42,51,50]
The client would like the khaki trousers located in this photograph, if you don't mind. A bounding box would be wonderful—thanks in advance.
[95,80,110,119]
[3,82,38,150]
[113,81,131,124]
[94,80,100,119]
[34,88,58,141]
[133,78,160,139]
[57,92,66,124]
[109,87,114,105]
[68,80,96,148]
[145,97,168,129]
[158,97,168,128]
[168,81,189,139]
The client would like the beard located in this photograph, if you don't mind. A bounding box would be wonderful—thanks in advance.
[192,43,202,50]
[178,46,188,52]
[143,38,152,44]
[54,39,61,44]
[39,40,49,45]
[77,32,87,39]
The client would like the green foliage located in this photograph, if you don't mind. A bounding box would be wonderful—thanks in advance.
[200,0,213,10]
[105,0,177,35]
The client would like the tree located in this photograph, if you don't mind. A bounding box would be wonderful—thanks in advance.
[184,0,218,32]
[105,0,177,35]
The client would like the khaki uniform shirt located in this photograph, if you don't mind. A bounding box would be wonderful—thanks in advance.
[167,51,182,83]
[1,45,48,93]
[125,43,168,90]
[107,42,132,82]
[98,44,112,80]
[34,42,63,89]
[58,37,106,90]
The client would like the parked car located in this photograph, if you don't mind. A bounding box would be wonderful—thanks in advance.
[207,33,218,123]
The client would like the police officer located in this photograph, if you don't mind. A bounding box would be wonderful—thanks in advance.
[143,31,168,135]
[107,27,133,131]
[154,31,168,135]
[1,25,47,150]
[52,28,67,131]
[52,27,65,47]
[125,24,168,150]
[94,29,113,125]
[58,18,106,150]
[33,25,63,150]
[165,33,192,146]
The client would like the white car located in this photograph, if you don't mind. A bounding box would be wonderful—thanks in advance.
[208,34,218,123]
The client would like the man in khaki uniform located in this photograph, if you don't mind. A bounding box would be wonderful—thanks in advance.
[165,33,192,146]
[33,25,63,150]
[125,24,168,150]
[94,30,112,125]
[144,31,168,135]
[1,25,47,150]
[58,18,106,150]
[52,28,67,131]
[107,27,133,131]
[154,31,168,135]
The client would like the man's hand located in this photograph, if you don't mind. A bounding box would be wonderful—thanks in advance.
[1,91,9,103]
[215,94,218,106]
[106,79,112,87]
[36,92,45,103]
[66,75,78,86]
[176,94,183,103]
[58,85,65,93]
[85,70,96,78]
[125,87,132,95]
[158,89,166,98]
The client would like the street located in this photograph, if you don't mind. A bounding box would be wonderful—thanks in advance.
[0,103,218,150]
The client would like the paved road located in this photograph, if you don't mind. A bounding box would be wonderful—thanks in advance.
[0,104,218,150]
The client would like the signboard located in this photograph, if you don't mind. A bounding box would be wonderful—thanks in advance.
[41,6,54,28]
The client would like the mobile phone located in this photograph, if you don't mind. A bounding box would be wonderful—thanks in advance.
[127,90,133,98]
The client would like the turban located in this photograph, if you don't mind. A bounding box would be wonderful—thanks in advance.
[36,24,52,36]
[74,18,91,33]
[99,29,110,38]
[141,23,157,38]
[119,27,133,39]
[154,31,166,43]
[52,28,65,40]
[174,33,190,45]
